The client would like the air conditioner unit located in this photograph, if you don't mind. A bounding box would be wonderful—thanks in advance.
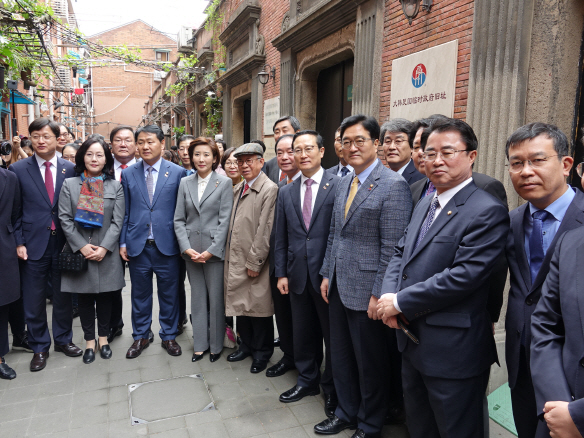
[177,26,194,53]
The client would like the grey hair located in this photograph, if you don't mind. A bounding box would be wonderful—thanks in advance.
[380,118,413,148]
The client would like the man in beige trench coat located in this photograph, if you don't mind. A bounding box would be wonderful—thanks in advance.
[224,143,278,374]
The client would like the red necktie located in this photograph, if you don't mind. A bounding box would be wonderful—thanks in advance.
[44,162,56,230]
[279,172,286,182]
[241,183,250,197]
[120,164,128,181]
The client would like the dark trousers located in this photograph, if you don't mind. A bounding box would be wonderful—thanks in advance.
[329,281,388,436]
[402,355,490,438]
[385,325,404,409]
[290,280,334,395]
[270,274,294,367]
[20,234,73,353]
[179,258,187,325]
[0,304,9,357]
[78,292,115,341]
[128,242,180,341]
[109,260,126,329]
[7,295,25,337]
[237,315,274,362]
[511,346,539,438]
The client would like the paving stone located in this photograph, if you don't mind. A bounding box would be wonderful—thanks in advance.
[269,426,310,438]
[27,411,71,436]
[109,369,141,388]
[247,392,283,413]
[183,409,222,428]
[109,385,130,403]
[223,414,267,438]
[256,407,301,433]
[68,404,108,429]
[216,397,256,419]
[34,393,73,416]
[239,376,275,396]
[200,367,237,385]
[72,387,109,408]
[2,382,41,403]
[147,416,187,434]
[187,421,229,438]
[290,401,328,425]
[140,365,174,381]
[67,422,109,438]
[109,400,131,422]
[150,428,190,438]
[109,419,149,438]
[0,418,30,438]
[37,378,76,398]
[207,381,244,401]
[1,399,36,421]
[74,373,109,393]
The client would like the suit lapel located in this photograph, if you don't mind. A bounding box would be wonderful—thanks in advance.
[290,178,305,232]
[27,157,51,207]
[133,161,151,206]
[343,162,382,227]
[512,205,531,290]
[200,172,219,206]
[152,161,170,207]
[186,174,200,213]
[0,168,6,201]
[404,195,432,261]
[310,172,335,229]
[54,158,67,206]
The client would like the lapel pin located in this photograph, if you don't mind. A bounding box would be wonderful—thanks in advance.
[165,172,169,177]
[326,183,330,186]
[323,186,327,190]
[447,211,452,215]
[61,168,66,174]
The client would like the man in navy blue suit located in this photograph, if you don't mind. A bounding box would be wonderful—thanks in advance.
[504,122,584,438]
[380,118,424,186]
[378,118,510,438]
[10,118,81,372]
[274,130,340,417]
[120,125,186,359]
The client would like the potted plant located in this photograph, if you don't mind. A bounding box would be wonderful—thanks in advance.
[218,62,226,75]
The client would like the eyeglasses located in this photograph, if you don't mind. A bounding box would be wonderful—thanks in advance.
[236,157,261,166]
[31,135,56,141]
[507,155,560,173]
[225,160,238,168]
[341,137,372,150]
[334,137,342,144]
[293,146,316,156]
[58,133,68,139]
[423,149,468,162]
[383,138,408,147]
[113,139,133,145]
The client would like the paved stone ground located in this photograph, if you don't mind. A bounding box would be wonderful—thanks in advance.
[0,277,514,438]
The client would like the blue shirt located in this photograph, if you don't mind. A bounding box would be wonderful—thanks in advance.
[346,159,379,200]
[524,186,576,260]
[185,168,195,176]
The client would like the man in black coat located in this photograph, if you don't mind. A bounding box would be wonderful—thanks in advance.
[0,166,21,379]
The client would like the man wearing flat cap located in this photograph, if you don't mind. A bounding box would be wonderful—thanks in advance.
[224,143,279,373]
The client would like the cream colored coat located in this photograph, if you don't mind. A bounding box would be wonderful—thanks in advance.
[224,172,277,317]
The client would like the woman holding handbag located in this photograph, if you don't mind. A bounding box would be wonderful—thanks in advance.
[58,135,125,364]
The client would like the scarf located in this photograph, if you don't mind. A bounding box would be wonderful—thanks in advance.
[74,171,105,228]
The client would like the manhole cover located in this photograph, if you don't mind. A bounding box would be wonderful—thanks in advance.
[128,374,215,425]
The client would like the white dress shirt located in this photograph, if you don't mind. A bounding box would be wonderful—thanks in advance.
[241,174,261,197]
[286,171,302,185]
[114,157,136,181]
[35,153,58,189]
[392,176,474,313]
[396,160,411,176]
[300,167,324,214]
[55,151,62,158]
[198,172,212,201]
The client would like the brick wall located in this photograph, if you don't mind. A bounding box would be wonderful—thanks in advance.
[379,0,474,122]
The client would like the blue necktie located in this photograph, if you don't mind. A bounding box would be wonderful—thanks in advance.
[415,198,440,249]
[340,166,349,177]
[529,210,550,283]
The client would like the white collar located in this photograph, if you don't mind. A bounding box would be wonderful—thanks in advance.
[198,172,212,184]
[244,173,261,189]
[35,153,58,168]
[114,157,136,169]
[395,160,411,175]
[301,167,324,186]
[286,170,302,183]
[433,177,473,208]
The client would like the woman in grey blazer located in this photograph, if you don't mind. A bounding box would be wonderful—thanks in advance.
[58,136,125,364]
[174,138,233,362]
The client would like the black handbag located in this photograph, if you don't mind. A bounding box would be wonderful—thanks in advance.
[58,243,88,272]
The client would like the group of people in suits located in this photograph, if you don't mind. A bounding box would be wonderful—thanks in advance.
[2,109,584,438]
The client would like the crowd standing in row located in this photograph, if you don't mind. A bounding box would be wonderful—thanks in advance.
[1,112,584,438]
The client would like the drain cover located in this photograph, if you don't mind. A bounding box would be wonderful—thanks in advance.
[128,374,215,425]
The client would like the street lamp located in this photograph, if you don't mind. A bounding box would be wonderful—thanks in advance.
[258,64,276,86]
[400,0,432,25]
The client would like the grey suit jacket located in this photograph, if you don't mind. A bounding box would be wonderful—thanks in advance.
[174,171,233,262]
[320,160,412,311]
[263,157,280,184]
[58,177,126,294]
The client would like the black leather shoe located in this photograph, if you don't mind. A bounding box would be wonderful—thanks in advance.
[279,385,320,403]
[54,343,83,357]
[0,359,16,380]
[384,406,406,425]
[227,349,250,362]
[107,326,123,344]
[250,359,267,373]
[324,393,338,419]
[273,337,281,347]
[12,331,33,353]
[148,330,155,343]
[350,429,380,438]
[126,339,149,359]
[314,415,357,435]
[100,344,112,359]
[209,353,221,362]
[266,360,295,377]
[83,348,95,364]
[30,352,49,371]
[192,352,205,362]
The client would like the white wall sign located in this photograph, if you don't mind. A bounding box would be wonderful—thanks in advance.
[390,40,458,120]
[263,96,280,135]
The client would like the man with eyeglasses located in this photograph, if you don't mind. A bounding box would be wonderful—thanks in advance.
[315,115,412,438]
[56,124,69,158]
[327,127,353,177]
[380,118,424,185]
[504,122,584,438]
[9,118,81,372]
[377,118,509,438]
[225,143,278,374]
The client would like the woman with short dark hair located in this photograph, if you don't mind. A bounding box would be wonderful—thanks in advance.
[221,147,242,186]
[58,135,125,363]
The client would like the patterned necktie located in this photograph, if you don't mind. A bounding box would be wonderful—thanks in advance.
[425,181,436,197]
[120,164,128,182]
[529,210,550,283]
[146,166,154,204]
[241,183,250,197]
[279,172,286,182]
[340,166,349,177]
[344,176,359,218]
[302,179,314,229]
[415,198,440,249]
[44,162,56,230]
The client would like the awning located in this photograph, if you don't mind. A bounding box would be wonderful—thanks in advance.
[10,90,36,105]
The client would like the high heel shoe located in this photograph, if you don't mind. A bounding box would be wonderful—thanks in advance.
[192,352,205,362]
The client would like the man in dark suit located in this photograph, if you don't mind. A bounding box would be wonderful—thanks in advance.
[380,119,424,185]
[275,130,340,418]
[0,166,21,379]
[504,122,583,438]
[263,116,300,184]
[377,118,510,438]
[10,118,82,371]
[530,227,584,438]
[266,134,300,378]
[315,115,412,438]
[327,128,353,177]
[120,125,187,359]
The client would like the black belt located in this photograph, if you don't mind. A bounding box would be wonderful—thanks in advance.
[146,239,156,246]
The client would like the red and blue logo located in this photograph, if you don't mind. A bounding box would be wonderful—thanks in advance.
[412,63,426,88]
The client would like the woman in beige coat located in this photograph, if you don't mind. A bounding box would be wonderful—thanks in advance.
[224,144,278,373]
